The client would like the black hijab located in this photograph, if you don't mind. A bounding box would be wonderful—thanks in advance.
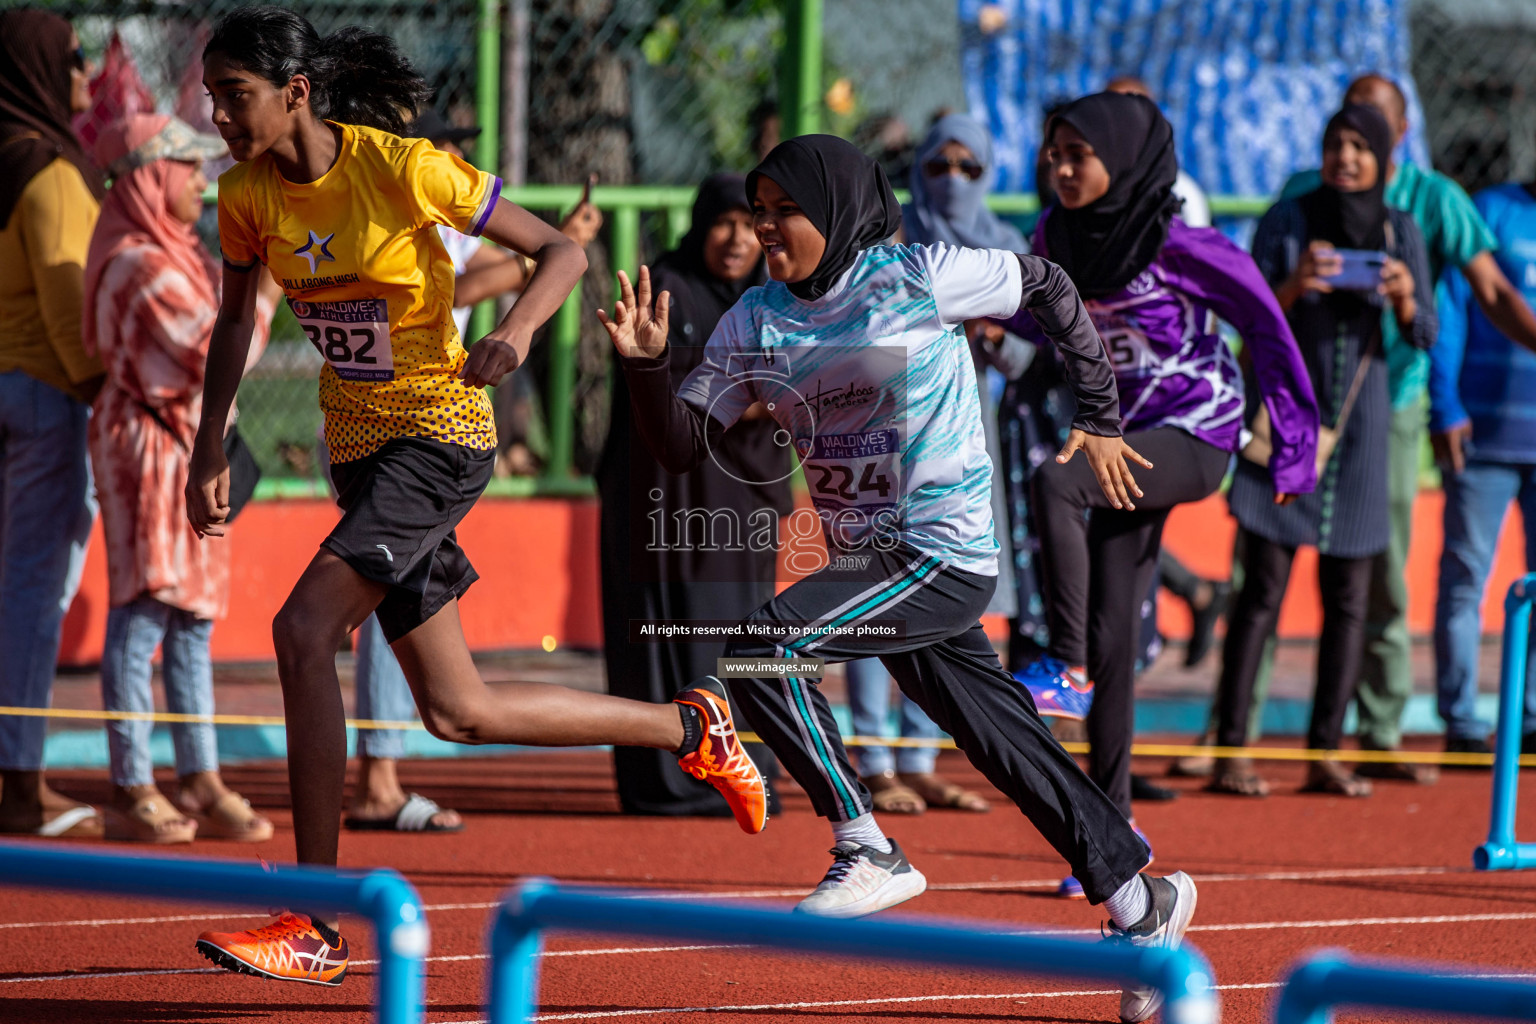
[747,134,901,302]
[653,172,765,348]
[1042,91,1180,299]
[1298,103,1393,251]
[0,9,103,230]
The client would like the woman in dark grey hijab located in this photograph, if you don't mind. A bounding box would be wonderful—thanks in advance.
[596,173,789,816]
[1214,104,1436,799]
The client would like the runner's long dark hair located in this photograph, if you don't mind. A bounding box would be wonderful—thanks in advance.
[205,6,430,135]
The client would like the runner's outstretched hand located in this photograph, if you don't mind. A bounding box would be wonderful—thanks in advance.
[1057,429,1153,511]
[597,266,670,359]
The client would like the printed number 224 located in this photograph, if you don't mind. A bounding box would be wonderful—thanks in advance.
[809,463,892,500]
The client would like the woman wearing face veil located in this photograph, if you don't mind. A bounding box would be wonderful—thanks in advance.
[596,173,789,816]
[1211,104,1437,799]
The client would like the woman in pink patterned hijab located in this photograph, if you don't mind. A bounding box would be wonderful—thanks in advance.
[84,113,276,845]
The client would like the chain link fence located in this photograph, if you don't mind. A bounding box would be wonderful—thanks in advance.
[519,0,781,187]
[32,0,1536,482]
[1411,0,1536,195]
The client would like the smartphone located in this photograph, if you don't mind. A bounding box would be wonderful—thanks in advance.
[1325,249,1388,291]
[578,173,597,207]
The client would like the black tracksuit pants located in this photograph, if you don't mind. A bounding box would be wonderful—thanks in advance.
[1215,528,1374,752]
[1032,427,1231,817]
[720,543,1149,904]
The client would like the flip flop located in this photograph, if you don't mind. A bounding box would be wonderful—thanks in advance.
[898,772,992,813]
[184,791,275,842]
[1299,762,1373,798]
[864,771,926,815]
[103,795,196,844]
[1205,757,1270,797]
[343,793,463,832]
[35,805,102,838]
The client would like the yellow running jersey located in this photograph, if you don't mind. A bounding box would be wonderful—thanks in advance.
[217,122,502,463]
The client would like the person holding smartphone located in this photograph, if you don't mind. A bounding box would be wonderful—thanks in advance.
[1260,73,1536,777]
[1210,104,1436,799]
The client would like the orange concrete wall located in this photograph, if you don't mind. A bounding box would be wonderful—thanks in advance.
[56,490,1530,666]
[58,499,604,666]
[1157,490,1529,640]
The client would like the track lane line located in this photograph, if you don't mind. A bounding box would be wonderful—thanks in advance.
[0,864,1471,932]
[9,912,1536,985]
[431,983,1290,1023]
[429,975,1536,1024]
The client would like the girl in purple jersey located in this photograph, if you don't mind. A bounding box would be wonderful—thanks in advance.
[1003,91,1319,893]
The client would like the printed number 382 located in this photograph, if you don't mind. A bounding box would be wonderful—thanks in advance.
[303,324,378,365]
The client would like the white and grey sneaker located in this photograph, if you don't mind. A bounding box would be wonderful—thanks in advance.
[794,839,927,920]
[1105,871,1199,1023]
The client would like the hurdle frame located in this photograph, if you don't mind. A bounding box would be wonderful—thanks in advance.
[1276,950,1536,1024]
[1475,572,1536,870]
[487,879,1218,1024]
[0,841,427,1024]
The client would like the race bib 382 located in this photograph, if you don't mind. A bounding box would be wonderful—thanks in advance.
[289,298,394,382]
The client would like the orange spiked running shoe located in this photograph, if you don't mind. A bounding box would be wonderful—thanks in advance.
[674,677,768,834]
[196,912,349,986]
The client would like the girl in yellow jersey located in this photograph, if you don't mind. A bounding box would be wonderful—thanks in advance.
[186,7,766,984]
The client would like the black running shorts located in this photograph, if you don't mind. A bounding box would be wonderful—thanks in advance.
[324,436,495,642]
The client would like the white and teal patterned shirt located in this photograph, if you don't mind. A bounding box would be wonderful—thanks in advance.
[675,243,1023,575]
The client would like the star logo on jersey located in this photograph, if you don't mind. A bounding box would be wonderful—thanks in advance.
[294,230,336,275]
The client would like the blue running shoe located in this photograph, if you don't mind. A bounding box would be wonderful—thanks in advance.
[1058,821,1153,900]
[1015,657,1094,720]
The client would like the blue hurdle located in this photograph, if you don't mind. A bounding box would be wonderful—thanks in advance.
[1275,950,1536,1024]
[1476,572,1536,871]
[488,878,1219,1024]
[0,841,427,1024]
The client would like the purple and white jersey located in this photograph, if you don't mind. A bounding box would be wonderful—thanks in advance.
[1004,217,1318,497]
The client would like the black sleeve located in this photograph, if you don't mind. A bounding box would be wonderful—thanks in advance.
[618,349,729,475]
[1015,253,1122,436]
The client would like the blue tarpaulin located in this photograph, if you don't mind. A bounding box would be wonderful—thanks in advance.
[958,0,1429,199]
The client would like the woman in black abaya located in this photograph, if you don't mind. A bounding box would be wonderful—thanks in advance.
[596,174,790,815]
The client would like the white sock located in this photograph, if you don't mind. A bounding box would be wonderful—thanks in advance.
[831,812,892,853]
[1103,874,1151,928]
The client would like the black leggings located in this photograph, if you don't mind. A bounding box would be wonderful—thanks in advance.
[1032,427,1230,815]
[1214,529,1374,751]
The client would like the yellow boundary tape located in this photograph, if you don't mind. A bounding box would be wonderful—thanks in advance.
[4,705,1530,767]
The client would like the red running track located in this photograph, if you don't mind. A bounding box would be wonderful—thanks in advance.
[3,742,1534,1024]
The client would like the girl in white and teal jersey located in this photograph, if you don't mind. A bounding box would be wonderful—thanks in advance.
[599,135,1198,1024]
